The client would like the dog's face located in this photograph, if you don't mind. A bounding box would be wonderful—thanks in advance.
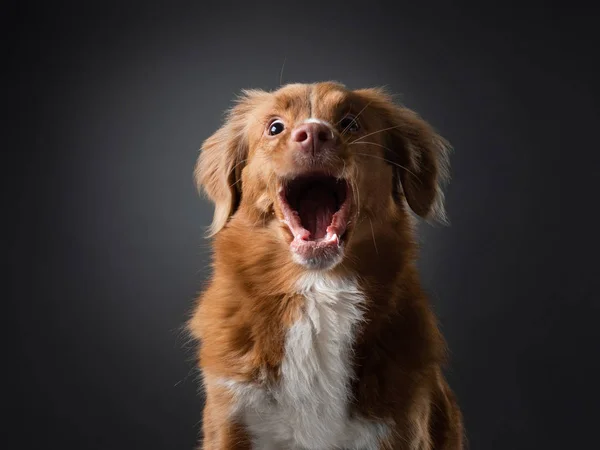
[196,82,449,270]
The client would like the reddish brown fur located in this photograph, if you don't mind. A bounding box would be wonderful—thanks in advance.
[188,82,464,449]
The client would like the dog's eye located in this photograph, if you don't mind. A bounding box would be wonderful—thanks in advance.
[268,120,285,136]
[339,115,360,133]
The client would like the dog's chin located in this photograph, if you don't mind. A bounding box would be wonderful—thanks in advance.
[290,238,346,271]
[278,173,352,271]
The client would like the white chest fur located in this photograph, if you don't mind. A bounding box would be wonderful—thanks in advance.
[218,274,389,449]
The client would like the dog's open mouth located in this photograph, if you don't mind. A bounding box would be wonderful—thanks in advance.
[278,174,352,265]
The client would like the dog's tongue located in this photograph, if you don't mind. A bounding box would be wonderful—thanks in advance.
[297,185,337,240]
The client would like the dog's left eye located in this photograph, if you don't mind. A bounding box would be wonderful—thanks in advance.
[339,115,360,133]
[268,120,285,136]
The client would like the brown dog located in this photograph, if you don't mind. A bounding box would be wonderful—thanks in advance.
[188,82,464,449]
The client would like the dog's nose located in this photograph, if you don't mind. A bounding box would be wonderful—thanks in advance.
[291,122,335,154]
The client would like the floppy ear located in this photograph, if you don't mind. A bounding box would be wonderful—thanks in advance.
[355,88,451,224]
[194,90,267,236]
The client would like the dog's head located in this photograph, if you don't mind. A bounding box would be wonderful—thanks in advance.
[195,82,450,271]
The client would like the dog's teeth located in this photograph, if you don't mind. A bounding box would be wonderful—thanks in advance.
[325,232,338,243]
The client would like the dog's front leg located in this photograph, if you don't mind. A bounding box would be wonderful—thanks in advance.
[199,383,251,450]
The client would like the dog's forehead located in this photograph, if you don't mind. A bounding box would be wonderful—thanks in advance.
[312,83,349,116]
[271,84,310,114]
[271,82,350,118]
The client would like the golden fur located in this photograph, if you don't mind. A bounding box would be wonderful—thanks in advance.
[188,82,463,449]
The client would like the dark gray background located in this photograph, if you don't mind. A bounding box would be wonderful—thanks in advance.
[6,1,600,449]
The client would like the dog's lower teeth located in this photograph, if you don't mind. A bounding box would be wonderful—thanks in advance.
[324,232,338,243]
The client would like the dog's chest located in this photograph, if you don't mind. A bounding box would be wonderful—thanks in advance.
[226,275,388,449]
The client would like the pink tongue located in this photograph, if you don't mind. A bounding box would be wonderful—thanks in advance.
[297,186,336,240]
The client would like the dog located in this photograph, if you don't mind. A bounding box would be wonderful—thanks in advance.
[188,82,464,449]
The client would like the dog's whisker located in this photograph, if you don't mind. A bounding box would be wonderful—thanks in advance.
[353,100,373,123]
[352,176,361,221]
[368,217,379,256]
[350,146,421,182]
[341,100,373,137]
[334,107,353,127]
[228,158,249,188]
[348,125,401,144]
[279,57,286,86]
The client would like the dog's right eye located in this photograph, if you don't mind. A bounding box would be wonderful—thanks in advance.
[268,120,285,136]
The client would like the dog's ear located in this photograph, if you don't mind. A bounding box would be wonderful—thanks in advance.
[355,88,451,224]
[194,89,267,236]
